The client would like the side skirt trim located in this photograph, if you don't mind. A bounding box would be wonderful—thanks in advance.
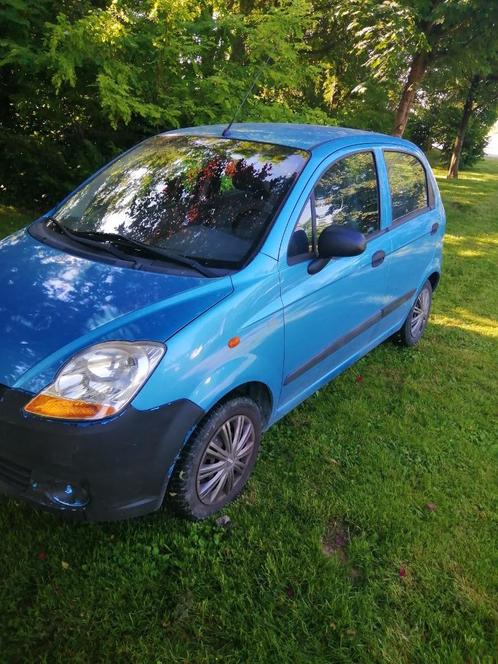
[283,289,415,386]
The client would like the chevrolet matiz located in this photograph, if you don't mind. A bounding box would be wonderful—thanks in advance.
[0,123,445,521]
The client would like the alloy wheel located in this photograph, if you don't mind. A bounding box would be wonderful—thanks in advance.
[196,415,255,505]
[411,288,431,337]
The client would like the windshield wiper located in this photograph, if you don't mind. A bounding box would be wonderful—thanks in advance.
[46,218,217,277]
[46,217,137,265]
[65,228,216,277]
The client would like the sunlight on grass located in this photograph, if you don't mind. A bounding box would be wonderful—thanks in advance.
[433,162,498,184]
[432,308,498,338]
[444,233,498,247]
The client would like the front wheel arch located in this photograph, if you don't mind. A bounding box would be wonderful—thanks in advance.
[167,395,263,519]
[195,380,274,431]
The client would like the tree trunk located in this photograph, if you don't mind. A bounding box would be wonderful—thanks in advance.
[447,76,480,179]
[230,0,255,63]
[392,52,428,137]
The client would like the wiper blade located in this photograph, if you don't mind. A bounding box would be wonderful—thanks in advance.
[46,217,136,265]
[70,229,216,277]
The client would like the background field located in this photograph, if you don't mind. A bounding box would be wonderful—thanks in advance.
[0,159,497,663]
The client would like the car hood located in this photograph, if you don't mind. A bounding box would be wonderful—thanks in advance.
[0,229,233,391]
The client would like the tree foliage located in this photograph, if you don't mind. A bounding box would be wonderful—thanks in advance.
[1,0,497,205]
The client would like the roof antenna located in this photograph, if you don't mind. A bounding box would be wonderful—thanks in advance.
[222,56,271,138]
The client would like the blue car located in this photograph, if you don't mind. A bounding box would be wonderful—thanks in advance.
[0,123,444,521]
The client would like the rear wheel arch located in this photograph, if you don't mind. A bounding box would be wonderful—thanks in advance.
[428,271,440,291]
[398,279,433,347]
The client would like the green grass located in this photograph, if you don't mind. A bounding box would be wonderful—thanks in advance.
[1,160,497,663]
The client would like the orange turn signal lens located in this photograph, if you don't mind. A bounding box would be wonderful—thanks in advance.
[228,336,240,348]
[24,394,116,421]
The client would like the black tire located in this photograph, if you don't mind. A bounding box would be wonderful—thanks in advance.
[398,280,433,347]
[168,397,262,520]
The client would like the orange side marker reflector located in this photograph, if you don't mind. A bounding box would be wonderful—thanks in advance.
[24,394,116,421]
[228,336,240,349]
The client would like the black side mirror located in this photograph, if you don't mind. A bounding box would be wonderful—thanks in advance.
[318,224,366,258]
[308,225,366,274]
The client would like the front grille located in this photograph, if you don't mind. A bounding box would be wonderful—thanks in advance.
[0,455,31,491]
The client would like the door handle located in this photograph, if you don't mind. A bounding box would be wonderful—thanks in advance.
[372,250,385,268]
[431,222,439,235]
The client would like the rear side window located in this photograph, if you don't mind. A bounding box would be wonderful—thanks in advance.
[314,152,380,237]
[385,151,428,221]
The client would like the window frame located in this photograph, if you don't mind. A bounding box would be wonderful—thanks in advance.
[383,148,435,227]
[287,195,316,265]
[287,149,383,265]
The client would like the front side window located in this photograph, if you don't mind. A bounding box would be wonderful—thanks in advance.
[288,151,380,259]
[385,151,428,221]
[314,151,380,237]
[54,136,309,269]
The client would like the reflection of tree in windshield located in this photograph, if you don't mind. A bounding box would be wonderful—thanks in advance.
[56,136,308,267]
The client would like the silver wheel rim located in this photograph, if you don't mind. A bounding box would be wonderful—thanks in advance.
[196,415,255,505]
[411,288,430,337]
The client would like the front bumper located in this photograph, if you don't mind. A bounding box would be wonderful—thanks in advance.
[0,384,203,521]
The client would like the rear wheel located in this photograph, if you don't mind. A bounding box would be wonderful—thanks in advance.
[398,280,433,347]
[168,397,262,520]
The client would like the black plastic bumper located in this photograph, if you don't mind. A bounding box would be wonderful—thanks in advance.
[0,384,203,521]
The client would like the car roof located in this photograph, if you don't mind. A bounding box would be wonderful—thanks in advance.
[162,122,415,152]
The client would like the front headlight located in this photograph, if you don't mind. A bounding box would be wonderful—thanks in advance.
[24,341,165,420]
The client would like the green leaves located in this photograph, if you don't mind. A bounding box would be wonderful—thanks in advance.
[0,0,497,206]
[39,0,323,129]
[338,0,426,82]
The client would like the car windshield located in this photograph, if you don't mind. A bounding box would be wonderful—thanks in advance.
[53,135,309,269]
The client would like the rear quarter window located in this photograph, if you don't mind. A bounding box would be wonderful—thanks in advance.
[385,151,429,221]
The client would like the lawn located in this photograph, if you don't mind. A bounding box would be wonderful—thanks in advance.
[0,160,497,663]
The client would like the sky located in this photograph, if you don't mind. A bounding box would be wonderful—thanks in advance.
[485,122,498,156]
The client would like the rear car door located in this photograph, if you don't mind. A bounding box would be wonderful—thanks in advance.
[277,149,391,417]
[378,149,440,333]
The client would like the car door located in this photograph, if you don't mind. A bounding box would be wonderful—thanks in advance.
[379,149,440,333]
[276,149,391,417]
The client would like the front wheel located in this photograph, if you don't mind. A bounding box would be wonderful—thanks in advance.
[168,397,262,520]
[398,280,433,347]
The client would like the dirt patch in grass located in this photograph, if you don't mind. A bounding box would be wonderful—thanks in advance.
[322,520,350,561]
[322,520,364,585]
